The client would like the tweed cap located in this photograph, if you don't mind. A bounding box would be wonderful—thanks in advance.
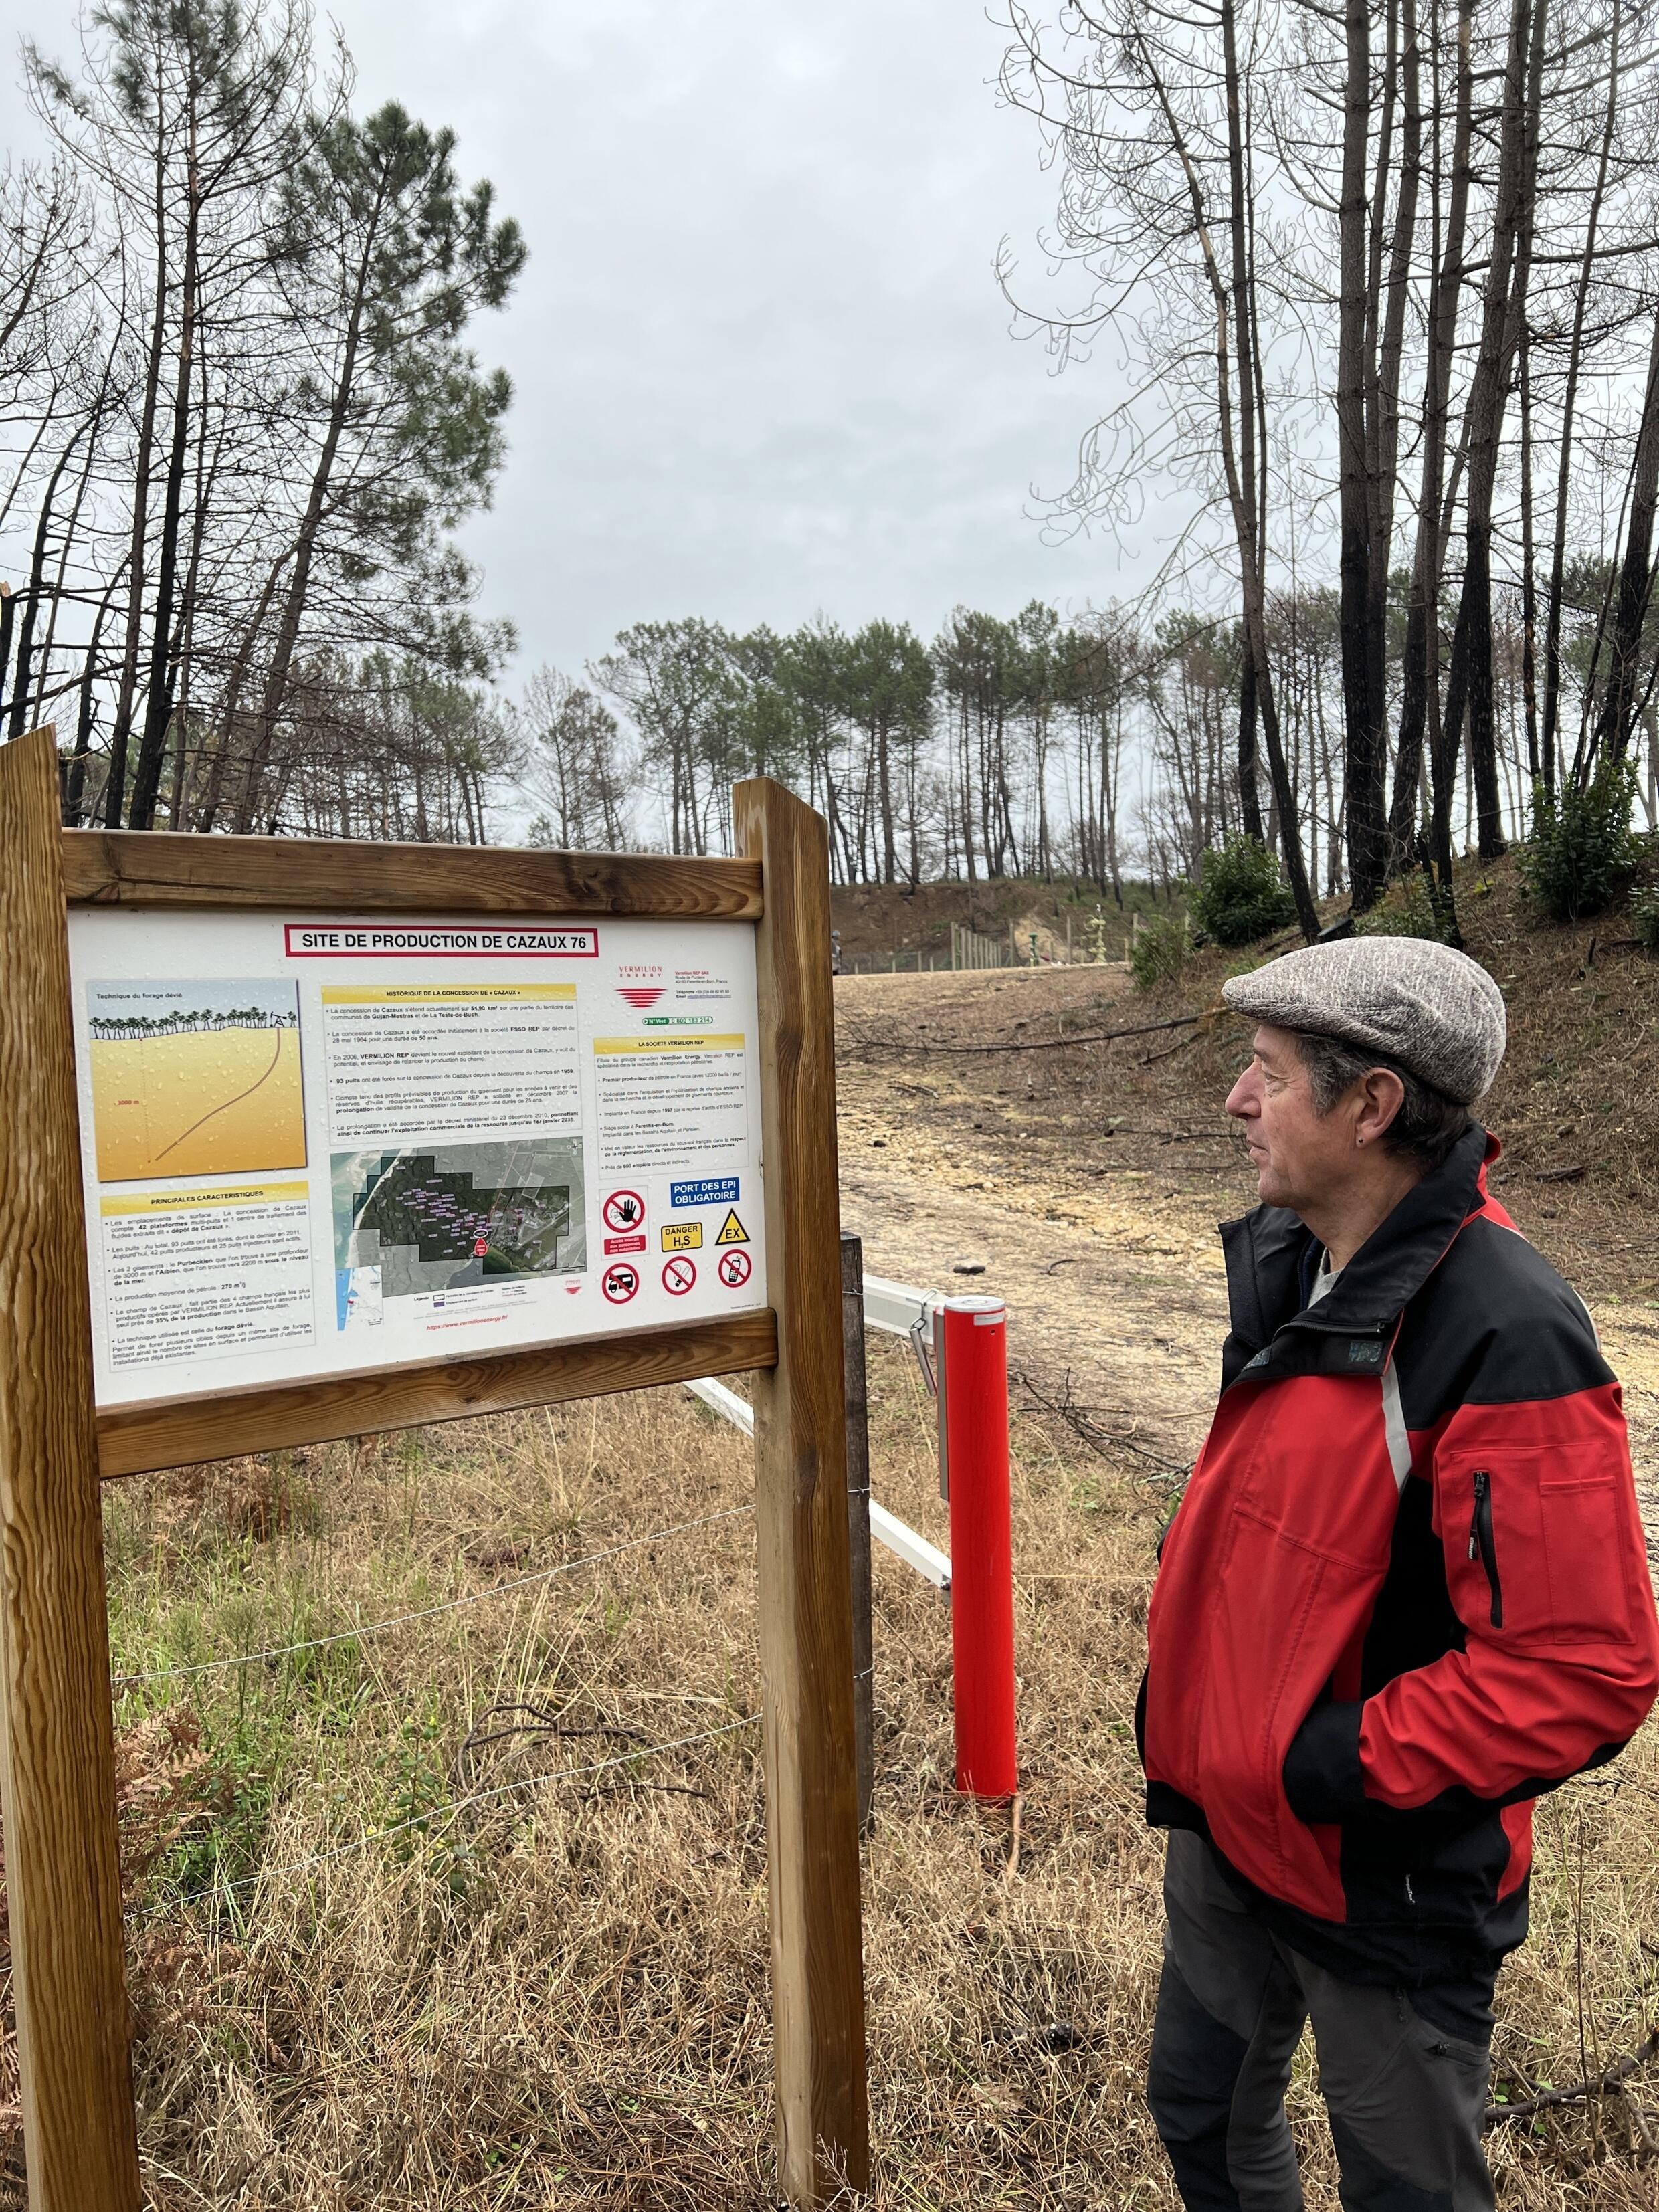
[1221,937,1506,1105]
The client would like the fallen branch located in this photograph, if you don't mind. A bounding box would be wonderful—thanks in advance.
[1015,1369,1193,1482]
[457,1701,648,1781]
[1140,1031,1205,1068]
[1487,2028,1659,2123]
[842,1009,1213,1056]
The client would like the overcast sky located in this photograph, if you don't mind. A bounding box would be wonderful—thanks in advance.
[7,0,1153,688]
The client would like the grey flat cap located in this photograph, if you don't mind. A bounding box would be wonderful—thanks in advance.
[1221,938,1506,1104]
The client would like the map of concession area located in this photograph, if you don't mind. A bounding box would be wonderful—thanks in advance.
[332,1138,587,1298]
[86,979,306,1183]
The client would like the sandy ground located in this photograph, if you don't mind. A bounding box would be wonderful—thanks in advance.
[838,1144,1224,1475]
[1601,1314,1659,1530]
[837,963,1232,1483]
[834,966,1659,1528]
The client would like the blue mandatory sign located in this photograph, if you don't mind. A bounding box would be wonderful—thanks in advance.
[670,1176,739,1209]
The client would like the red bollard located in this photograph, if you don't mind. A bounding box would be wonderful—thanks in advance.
[937,1295,1017,1797]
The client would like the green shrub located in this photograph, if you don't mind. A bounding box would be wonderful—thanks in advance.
[1130,914,1189,993]
[1355,872,1456,943]
[1635,880,1659,952]
[1520,759,1640,921]
[1189,835,1297,947]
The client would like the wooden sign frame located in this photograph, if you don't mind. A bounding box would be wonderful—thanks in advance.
[0,730,868,2210]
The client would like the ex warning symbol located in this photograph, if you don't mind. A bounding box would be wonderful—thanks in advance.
[714,1209,749,1247]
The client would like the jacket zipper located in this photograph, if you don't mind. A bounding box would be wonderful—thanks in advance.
[1467,1471,1503,1627]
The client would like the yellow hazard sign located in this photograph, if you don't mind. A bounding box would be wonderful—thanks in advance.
[661,1221,702,1252]
[714,1209,749,1247]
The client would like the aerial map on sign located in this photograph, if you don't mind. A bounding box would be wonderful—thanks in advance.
[332,1139,587,1297]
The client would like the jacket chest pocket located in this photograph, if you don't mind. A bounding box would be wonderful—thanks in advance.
[1441,1445,1638,1648]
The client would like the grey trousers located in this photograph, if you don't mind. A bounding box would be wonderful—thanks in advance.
[1147,1831,1496,2212]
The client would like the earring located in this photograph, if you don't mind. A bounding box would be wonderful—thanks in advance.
[1356,1135,1365,1147]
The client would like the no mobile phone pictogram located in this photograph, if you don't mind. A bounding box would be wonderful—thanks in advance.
[662,1254,697,1296]
[602,1189,645,1234]
[602,1262,640,1304]
[718,1248,752,1288]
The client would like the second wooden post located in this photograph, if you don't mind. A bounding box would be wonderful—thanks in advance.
[736,776,870,2203]
[840,1232,875,1836]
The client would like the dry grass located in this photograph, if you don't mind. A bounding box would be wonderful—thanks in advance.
[0,1328,1644,2205]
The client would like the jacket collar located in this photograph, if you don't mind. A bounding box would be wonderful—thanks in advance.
[1217,1122,1496,1391]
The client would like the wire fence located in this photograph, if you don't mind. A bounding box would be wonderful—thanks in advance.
[136,1714,761,1926]
[122,1498,768,1927]
[112,1504,755,1690]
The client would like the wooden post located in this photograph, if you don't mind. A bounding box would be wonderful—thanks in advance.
[736,777,869,2205]
[0,730,140,2212]
[839,1234,874,1836]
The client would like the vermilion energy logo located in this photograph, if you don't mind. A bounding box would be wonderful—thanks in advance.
[617,985,664,1009]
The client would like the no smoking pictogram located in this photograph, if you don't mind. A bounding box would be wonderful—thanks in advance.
[662,1254,697,1296]
[718,1248,752,1288]
[602,1262,640,1304]
[602,1189,645,1234]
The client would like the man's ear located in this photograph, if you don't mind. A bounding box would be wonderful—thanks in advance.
[1358,1068,1406,1142]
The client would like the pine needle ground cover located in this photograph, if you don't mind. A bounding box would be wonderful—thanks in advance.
[0,1326,1644,2207]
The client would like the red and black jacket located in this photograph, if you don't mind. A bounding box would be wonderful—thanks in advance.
[1139,1121,1659,1985]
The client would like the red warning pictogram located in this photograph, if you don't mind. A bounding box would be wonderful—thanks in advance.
[718,1247,752,1288]
[602,1262,640,1304]
[602,1189,646,1234]
[472,1237,488,1256]
[661,1254,697,1296]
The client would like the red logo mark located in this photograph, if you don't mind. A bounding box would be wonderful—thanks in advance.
[662,1255,697,1296]
[618,985,664,1009]
[602,1263,640,1304]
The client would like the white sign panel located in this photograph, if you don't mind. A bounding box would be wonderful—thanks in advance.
[68,910,767,1407]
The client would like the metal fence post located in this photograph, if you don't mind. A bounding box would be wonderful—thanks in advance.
[840,1232,875,1835]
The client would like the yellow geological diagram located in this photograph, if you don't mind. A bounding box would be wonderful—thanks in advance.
[88,980,307,1183]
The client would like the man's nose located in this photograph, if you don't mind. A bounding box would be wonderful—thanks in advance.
[1224,1070,1258,1119]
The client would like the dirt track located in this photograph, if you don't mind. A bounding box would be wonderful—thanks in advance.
[838,1135,1224,1474]
[834,967,1659,1526]
[836,965,1233,1476]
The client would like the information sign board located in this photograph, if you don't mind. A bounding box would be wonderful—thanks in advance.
[66,909,768,1406]
[0,738,864,2212]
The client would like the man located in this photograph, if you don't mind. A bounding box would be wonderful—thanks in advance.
[1139,937,1659,2211]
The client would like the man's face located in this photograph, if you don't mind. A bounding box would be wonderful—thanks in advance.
[1225,1023,1355,1213]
